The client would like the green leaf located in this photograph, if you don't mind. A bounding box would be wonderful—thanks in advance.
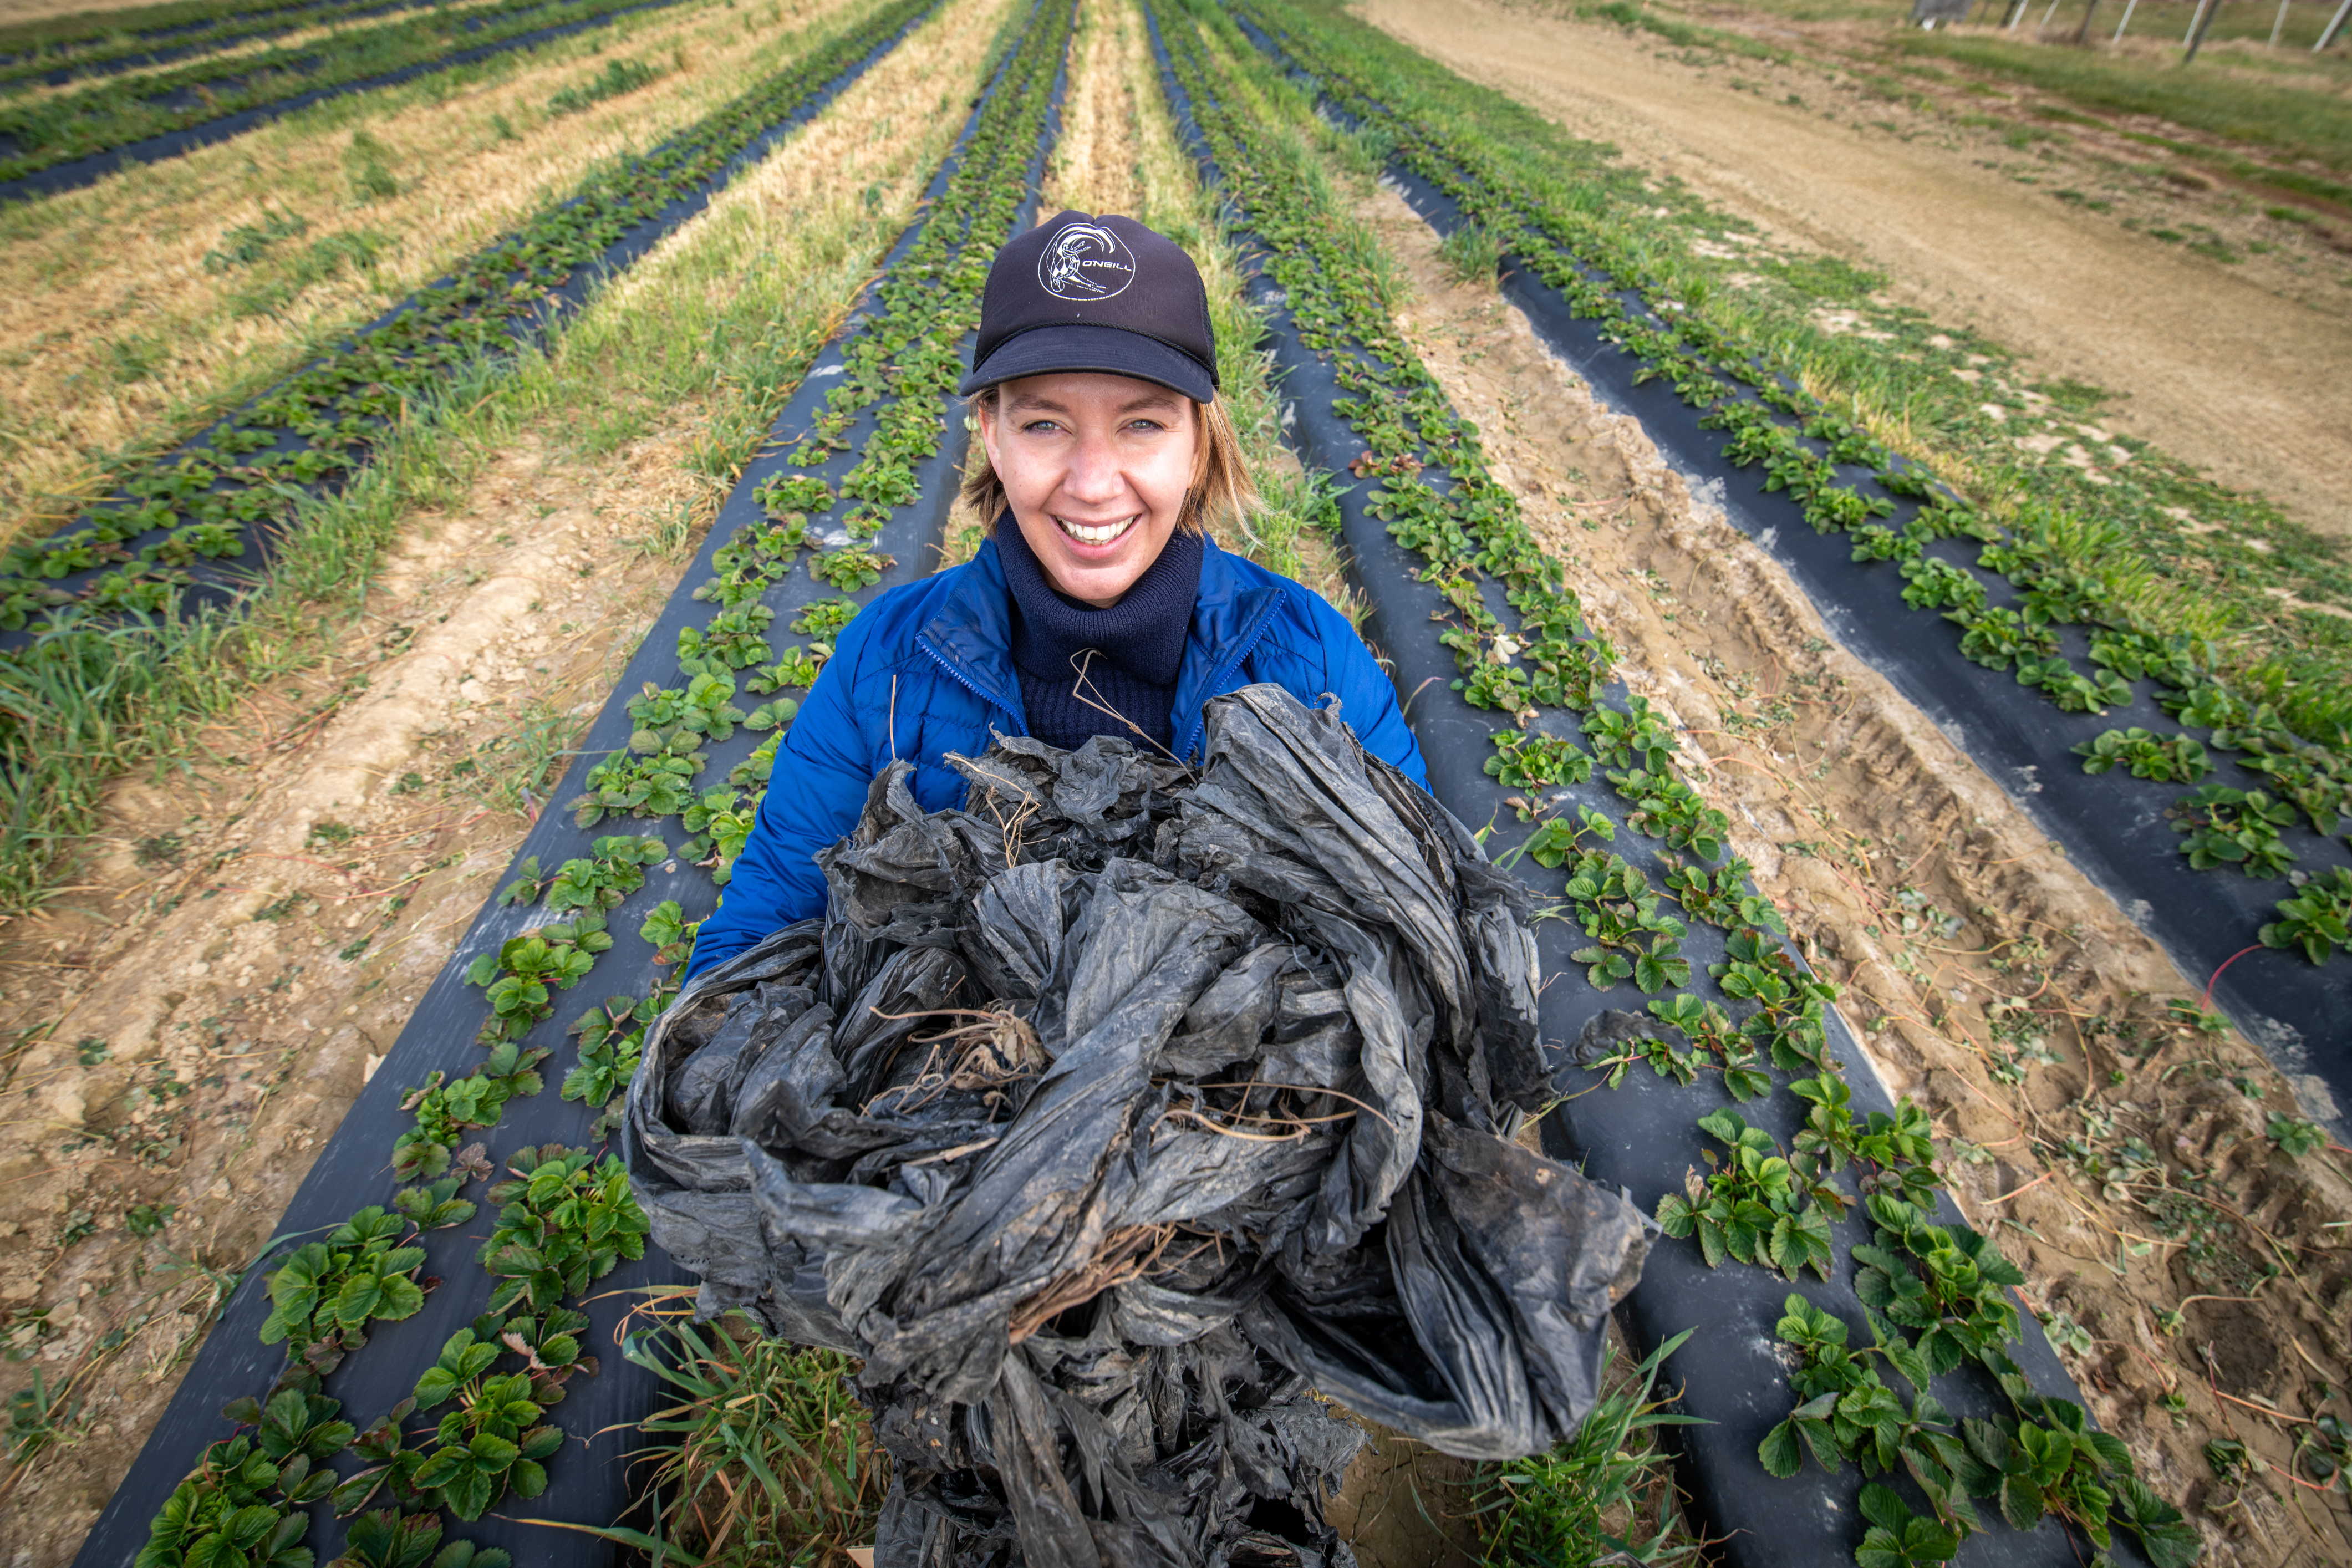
[1759,1419,1804,1478]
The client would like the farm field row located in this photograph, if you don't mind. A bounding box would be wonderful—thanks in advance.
[0,0,1024,1556]
[0,0,459,92]
[0,0,939,955]
[0,0,2346,1565]
[1174,1,2352,1561]
[66,0,1083,1560]
[0,0,702,191]
[1,0,851,553]
[1290,2,2352,1002]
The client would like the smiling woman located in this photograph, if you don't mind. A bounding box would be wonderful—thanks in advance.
[686,207,1428,976]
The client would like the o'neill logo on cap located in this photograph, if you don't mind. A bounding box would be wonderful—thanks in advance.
[1038,221,1136,301]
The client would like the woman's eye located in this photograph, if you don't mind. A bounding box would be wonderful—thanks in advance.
[1021,419,1063,434]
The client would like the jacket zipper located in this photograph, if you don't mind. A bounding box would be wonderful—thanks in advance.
[1174,594,1284,765]
[918,636,1025,738]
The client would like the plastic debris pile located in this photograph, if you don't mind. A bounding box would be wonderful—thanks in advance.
[626,685,1650,1566]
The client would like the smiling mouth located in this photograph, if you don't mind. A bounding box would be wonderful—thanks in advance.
[1055,514,1136,547]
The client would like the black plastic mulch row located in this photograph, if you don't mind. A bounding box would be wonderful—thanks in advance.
[0,0,694,201]
[68,4,1075,1565]
[0,0,934,661]
[1143,9,2147,1567]
[1220,4,2352,1133]
[0,0,449,91]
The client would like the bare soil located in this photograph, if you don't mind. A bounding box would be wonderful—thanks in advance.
[1360,176,2352,1566]
[0,426,701,1564]
[1360,0,2352,541]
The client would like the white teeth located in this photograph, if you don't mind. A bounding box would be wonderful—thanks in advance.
[1057,515,1134,546]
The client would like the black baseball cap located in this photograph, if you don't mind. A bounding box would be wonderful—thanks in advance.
[959,211,1220,403]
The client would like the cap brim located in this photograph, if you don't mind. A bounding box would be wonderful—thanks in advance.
[958,323,1216,402]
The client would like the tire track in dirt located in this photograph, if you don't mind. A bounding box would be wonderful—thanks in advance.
[1358,0,2352,542]
[1357,179,2352,1565]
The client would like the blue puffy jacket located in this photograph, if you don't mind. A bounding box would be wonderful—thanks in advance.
[688,532,1427,976]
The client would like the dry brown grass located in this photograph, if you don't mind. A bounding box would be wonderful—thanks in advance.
[0,0,868,551]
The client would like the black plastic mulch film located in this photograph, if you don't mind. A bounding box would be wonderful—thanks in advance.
[72,3,1075,1562]
[0,0,696,203]
[1216,1,2351,1124]
[629,690,1648,1564]
[0,0,937,651]
[1144,1,2187,1565]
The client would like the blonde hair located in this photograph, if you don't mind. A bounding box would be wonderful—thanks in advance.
[960,384,1259,538]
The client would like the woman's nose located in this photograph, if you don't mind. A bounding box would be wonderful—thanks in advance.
[1061,432,1127,503]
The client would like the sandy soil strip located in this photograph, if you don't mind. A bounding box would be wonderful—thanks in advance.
[1358,0,2352,541]
[1356,178,2352,1565]
[0,0,1011,1552]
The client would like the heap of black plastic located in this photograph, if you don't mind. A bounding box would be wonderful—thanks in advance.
[625,684,1650,1566]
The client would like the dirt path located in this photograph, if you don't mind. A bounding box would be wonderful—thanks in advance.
[1359,177,2352,1566]
[1360,0,2352,541]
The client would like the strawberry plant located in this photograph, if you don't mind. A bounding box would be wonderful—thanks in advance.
[749,645,825,693]
[258,1209,427,1378]
[1644,993,1771,1099]
[2263,867,2352,964]
[1564,849,1690,992]
[408,1330,563,1520]
[568,750,702,827]
[2267,1111,2328,1157]
[1898,557,1985,615]
[639,900,702,968]
[791,597,860,640]
[391,1044,549,1180]
[1852,1195,2024,1375]
[1788,1075,1940,1204]
[1654,1109,1837,1280]
[1579,695,1676,773]
[1662,856,1786,934]
[679,786,758,880]
[809,545,895,590]
[2167,785,2297,877]
[464,916,610,1045]
[627,670,749,751]
[1484,728,1592,789]
[476,1304,599,1406]
[479,1144,650,1315]
[755,474,836,521]
[390,1175,477,1234]
[2013,654,2132,715]
[498,836,668,914]
[327,1511,511,1568]
[1605,767,1729,861]
[1713,929,1840,1071]
[2072,727,2211,783]
[677,606,776,671]
[563,987,671,1136]
[1947,606,2059,672]
[134,1399,342,1568]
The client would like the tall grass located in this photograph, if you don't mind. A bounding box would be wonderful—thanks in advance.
[1473,1330,1704,1566]
[605,1306,883,1566]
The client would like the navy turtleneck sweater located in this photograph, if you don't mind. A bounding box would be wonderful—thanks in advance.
[994,514,1204,754]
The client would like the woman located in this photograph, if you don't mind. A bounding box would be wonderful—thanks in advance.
[688,211,1426,978]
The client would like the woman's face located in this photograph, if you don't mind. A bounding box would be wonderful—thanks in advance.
[978,371,1198,608]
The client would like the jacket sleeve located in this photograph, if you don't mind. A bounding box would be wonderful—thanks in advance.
[1304,588,1429,790]
[686,619,879,979]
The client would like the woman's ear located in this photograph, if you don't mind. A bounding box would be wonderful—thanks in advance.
[974,394,1001,472]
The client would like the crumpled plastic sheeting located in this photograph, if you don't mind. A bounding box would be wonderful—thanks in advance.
[624,686,1651,1565]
